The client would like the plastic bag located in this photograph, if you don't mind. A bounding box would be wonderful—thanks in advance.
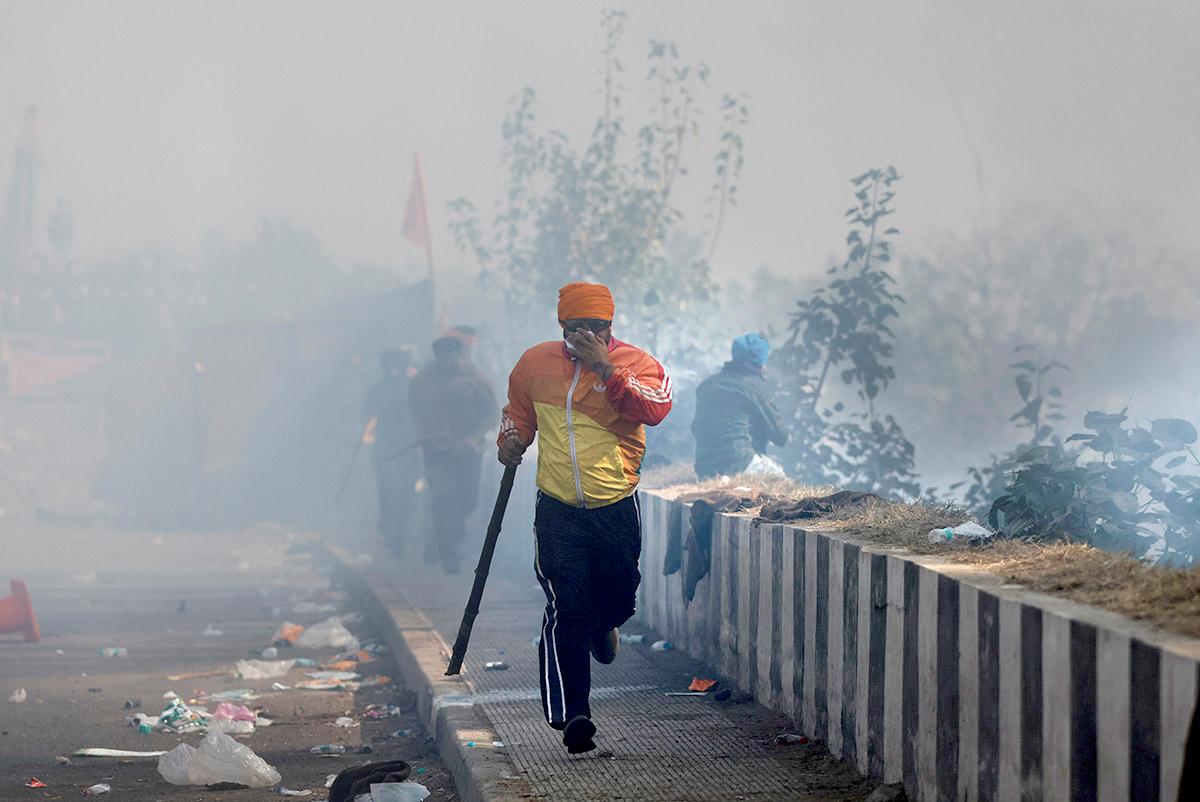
[158,731,281,788]
[157,742,197,785]
[296,617,360,651]
[368,783,431,802]
[927,521,994,544]
[236,659,296,679]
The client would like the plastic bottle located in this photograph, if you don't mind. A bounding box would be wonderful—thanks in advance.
[619,634,645,645]
[927,521,993,544]
[309,744,347,755]
[650,640,674,652]
[99,647,128,657]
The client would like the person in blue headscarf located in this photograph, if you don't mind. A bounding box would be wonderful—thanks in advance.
[691,333,788,478]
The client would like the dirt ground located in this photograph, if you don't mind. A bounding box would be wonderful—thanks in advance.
[0,524,457,801]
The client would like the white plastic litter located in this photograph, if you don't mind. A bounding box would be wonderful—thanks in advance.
[927,521,994,544]
[8,688,27,703]
[74,748,168,758]
[306,670,359,681]
[368,782,431,802]
[296,617,360,651]
[157,731,281,788]
[334,716,357,727]
[83,784,112,795]
[236,659,296,679]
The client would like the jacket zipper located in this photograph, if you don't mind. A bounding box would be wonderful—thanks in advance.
[565,361,586,507]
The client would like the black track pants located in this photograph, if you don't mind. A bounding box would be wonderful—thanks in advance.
[533,491,641,729]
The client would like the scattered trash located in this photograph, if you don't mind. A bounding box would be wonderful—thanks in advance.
[776,733,809,745]
[163,690,179,699]
[665,691,708,696]
[262,646,279,659]
[157,731,281,787]
[296,679,352,691]
[202,624,224,636]
[167,669,226,681]
[311,743,348,755]
[159,697,208,733]
[297,617,360,651]
[358,675,391,688]
[54,756,70,765]
[334,717,357,727]
[274,787,314,797]
[84,783,112,795]
[357,745,374,754]
[99,647,127,657]
[306,670,360,681]
[88,687,103,693]
[531,636,541,647]
[363,704,401,720]
[8,688,26,703]
[688,678,718,692]
[927,521,993,544]
[237,659,297,679]
[326,774,338,788]
[272,682,291,691]
[650,640,673,651]
[123,698,142,709]
[368,782,431,802]
[483,661,509,671]
[390,730,410,738]
[618,633,645,644]
[73,748,168,758]
[295,658,319,667]
[25,778,47,788]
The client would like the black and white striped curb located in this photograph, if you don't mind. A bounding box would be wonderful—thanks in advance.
[636,492,1200,802]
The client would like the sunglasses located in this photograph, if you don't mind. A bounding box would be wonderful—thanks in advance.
[562,320,611,334]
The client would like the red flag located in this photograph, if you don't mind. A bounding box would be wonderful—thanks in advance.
[403,154,431,251]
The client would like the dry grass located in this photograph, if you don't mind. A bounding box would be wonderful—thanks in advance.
[640,464,836,503]
[650,481,1200,640]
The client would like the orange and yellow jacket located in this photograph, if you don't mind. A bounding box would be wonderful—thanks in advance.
[499,337,673,508]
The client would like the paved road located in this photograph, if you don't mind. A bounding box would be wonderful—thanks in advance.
[0,522,457,801]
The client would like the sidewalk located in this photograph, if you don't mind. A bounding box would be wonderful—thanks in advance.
[336,543,875,801]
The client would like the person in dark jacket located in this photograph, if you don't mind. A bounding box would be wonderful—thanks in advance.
[691,333,788,478]
[362,348,419,555]
[409,334,496,573]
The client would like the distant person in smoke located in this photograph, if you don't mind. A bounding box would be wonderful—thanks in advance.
[691,333,788,479]
[409,333,496,573]
[497,281,673,754]
[362,347,419,555]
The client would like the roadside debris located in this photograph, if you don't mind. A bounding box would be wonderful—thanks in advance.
[328,759,414,802]
[8,688,26,702]
[297,617,360,650]
[236,658,296,679]
[334,716,357,727]
[83,783,112,795]
[776,733,809,745]
[262,646,279,658]
[368,782,431,802]
[665,691,708,696]
[25,778,47,788]
[202,624,224,636]
[618,633,645,644]
[123,698,142,709]
[54,756,70,765]
[73,748,168,758]
[650,640,674,651]
[927,521,993,544]
[311,743,348,755]
[99,647,127,657]
[274,787,314,797]
[483,661,508,671]
[688,677,717,692]
[166,669,226,681]
[272,622,304,646]
[158,731,281,788]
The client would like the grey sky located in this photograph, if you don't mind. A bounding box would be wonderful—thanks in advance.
[2,0,1197,282]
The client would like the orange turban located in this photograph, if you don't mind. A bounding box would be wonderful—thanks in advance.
[557,282,615,322]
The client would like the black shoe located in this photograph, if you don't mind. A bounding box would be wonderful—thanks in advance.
[562,714,597,754]
[590,627,618,664]
[329,760,410,802]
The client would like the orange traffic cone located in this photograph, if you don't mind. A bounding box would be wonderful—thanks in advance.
[0,579,40,642]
